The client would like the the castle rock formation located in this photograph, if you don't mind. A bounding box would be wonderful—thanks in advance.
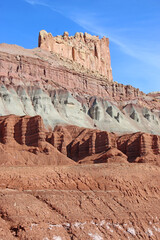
[39,30,113,81]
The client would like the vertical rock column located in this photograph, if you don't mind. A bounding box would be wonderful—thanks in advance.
[1,117,15,145]
[89,132,96,155]
[152,135,160,155]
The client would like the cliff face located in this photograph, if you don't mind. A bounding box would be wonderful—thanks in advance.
[0,43,159,135]
[0,115,45,146]
[50,125,160,165]
[117,132,160,162]
[39,30,113,81]
[0,116,159,239]
[0,45,144,100]
[0,115,159,166]
[0,115,75,166]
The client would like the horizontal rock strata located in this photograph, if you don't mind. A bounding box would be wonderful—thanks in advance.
[0,47,144,100]
[0,164,159,239]
[51,125,160,165]
[0,115,75,166]
[1,44,159,135]
[0,115,158,166]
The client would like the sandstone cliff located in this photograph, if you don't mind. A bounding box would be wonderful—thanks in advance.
[0,115,75,166]
[51,125,160,165]
[0,115,159,166]
[39,30,113,81]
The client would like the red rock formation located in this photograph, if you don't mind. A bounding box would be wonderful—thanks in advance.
[0,45,144,101]
[0,116,158,166]
[0,115,45,147]
[0,33,159,240]
[48,126,160,163]
[46,125,73,155]
[51,125,117,161]
[0,164,160,239]
[39,30,113,81]
[78,147,128,164]
[117,132,160,163]
[0,42,159,138]
[0,115,75,166]
[51,125,160,165]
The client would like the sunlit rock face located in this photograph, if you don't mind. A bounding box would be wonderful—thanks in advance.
[0,42,160,135]
[39,30,113,81]
[0,115,159,166]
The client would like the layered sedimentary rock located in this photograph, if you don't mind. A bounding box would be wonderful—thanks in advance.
[51,125,160,165]
[0,39,158,136]
[0,43,159,135]
[0,44,144,100]
[0,164,160,239]
[0,115,75,166]
[39,30,113,81]
[0,116,159,166]
[0,114,45,146]
[0,34,160,239]
[67,128,117,162]
[117,132,160,163]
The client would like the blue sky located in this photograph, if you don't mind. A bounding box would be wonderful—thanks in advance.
[0,0,160,93]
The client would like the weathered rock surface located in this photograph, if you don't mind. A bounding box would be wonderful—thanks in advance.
[0,115,159,166]
[117,132,160,163]
[0,43,144,100]
[39,30,113,81]
[0,43,159,135]
[0,164,159,239]
[0,115,75,166]
[51,125,160,165]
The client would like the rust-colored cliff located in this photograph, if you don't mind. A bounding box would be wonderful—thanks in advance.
[39,30,113,81]
[0,115,159,166]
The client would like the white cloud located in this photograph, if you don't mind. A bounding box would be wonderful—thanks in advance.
[70,13,160,69]
[24,0,160,69]
[24,0,61,13]
[25,0,47,5]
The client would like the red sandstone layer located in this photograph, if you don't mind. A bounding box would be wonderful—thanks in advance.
[0,43,144,101]
[0,115,75,166]
[0,115,159,166]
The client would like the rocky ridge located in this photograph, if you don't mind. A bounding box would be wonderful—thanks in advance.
[0,115,159,166]
[0,43,159,135]
[0,115,74,166]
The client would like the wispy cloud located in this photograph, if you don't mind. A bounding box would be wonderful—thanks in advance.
[69,12,160,69]
[24,0,160,69]
[25,0,61,13]
[25,0,48,6]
